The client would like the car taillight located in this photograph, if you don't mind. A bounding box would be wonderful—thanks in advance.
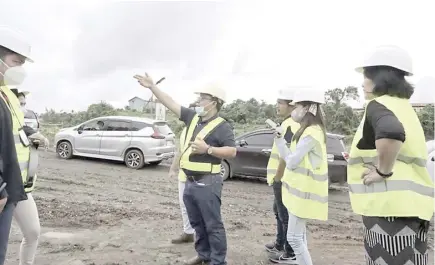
[151,128,165,139]
[342,152,349,161]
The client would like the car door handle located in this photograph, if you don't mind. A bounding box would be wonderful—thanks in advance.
[124,134,129,137]
[96,134,101,136]
[261,149,271,154]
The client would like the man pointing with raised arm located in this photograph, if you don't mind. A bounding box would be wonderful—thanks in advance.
[134,73,236,265]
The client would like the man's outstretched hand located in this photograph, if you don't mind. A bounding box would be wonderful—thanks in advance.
[133,72,155,89]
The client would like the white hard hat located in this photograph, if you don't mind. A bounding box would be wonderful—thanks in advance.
[277,89,294,101]
[0,27,33,63]
[355,45,412,76]
[194,82,227,102]
[291,87,325,104]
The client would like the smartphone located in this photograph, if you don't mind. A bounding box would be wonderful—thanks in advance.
[265,119,278,129]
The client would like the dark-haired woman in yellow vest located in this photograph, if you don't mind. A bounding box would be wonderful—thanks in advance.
[273,88,328,265]
[349,45,434,265]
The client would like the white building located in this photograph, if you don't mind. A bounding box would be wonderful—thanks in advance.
[128,96,155,112]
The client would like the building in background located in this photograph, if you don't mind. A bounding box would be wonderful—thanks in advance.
[128,96,156,112]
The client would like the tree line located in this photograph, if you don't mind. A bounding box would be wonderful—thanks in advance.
[39,87,434,144]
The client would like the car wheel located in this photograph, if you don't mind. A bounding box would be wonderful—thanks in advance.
[57,141,73,159]
[125,149,145,169]
[148,160,162,166]
[220,161,230,181]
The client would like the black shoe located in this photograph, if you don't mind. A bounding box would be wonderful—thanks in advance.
[268,251,297,264]
[171,233,194,244]
[183,256,209,265]
[265,242,283,253]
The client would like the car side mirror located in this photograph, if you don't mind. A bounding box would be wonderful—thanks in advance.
[77,126,83,134]
[239,139,248,147]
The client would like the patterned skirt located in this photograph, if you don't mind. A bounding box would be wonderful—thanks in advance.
[363,216,430,265]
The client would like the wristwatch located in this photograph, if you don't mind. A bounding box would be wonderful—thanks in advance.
[376,168,393,178]
[207,146,213,155]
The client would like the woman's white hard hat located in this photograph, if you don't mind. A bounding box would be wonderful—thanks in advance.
[355,45,412,76]
[0,27,33,63]
[290,87,325,104]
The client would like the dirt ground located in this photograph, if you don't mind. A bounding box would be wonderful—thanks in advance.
[5,151,434,265]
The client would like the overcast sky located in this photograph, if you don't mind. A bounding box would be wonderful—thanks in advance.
[1,0,434,113]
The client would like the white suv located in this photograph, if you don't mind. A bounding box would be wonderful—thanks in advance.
[54,116,176,169]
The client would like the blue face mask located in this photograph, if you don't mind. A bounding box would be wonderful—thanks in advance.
[194,102,214,117]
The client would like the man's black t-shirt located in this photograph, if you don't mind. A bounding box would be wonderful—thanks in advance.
[180,107,236,176]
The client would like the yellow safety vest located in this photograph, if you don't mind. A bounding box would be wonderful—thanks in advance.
[0,86,34,192]
[348,95,434,221]
[281,125,328,221]
[178,127,188,182]
[179,115,225,174]
[266,117,300,185]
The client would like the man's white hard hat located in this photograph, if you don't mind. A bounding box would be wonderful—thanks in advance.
[0,27,33,63]
[355,45,412,76]
[290,87,325,104]
[194,82,227,102]
[277,89,294,101]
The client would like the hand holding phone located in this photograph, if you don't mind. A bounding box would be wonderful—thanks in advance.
[265,119,283,136]
[265,119,277,129]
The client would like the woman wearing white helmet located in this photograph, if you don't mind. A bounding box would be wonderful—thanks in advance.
[0,27,35,265]
[348,45,433,265]
[273,88,328,265]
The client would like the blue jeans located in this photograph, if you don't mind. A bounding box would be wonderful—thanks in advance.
[0,202,17,265]
[287,211,313,265]
[273,181,294,255]
[183,174,227,265]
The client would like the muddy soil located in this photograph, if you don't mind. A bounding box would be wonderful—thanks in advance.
[6,151,434,265]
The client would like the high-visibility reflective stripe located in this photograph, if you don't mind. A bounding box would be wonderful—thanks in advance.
[293,167,328,182]
[267,168,277,175]
[19,161,28,171]
[180,161,221,174]
[269,153,279,160]
[348,154,427,167]
[282,182,328,204]
[349,180,434,197]
[14,134,20,144]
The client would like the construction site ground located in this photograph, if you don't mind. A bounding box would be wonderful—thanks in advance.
[6,151,434,265]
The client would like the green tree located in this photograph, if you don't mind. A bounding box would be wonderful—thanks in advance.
[323,86,361,138]
[417,104,434,140]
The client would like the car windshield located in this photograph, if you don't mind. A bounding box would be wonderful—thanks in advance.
[154,122,173,135]
[24,110,37,119]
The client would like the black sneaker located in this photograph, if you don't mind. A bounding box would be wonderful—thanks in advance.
[268,251,297,264]
[265,242,283,253]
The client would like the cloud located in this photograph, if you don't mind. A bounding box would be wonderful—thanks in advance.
[73,1,235,81]
[1,0,434,114]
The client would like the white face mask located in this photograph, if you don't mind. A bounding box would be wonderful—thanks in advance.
[194,101,214,117]
[21,106,27,114]
[291,106,307,122]
[0,59,27,87]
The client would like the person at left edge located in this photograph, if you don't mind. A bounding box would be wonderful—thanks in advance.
[0,27,32,265]
[9,88,47,265]
[134,73,236,265]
